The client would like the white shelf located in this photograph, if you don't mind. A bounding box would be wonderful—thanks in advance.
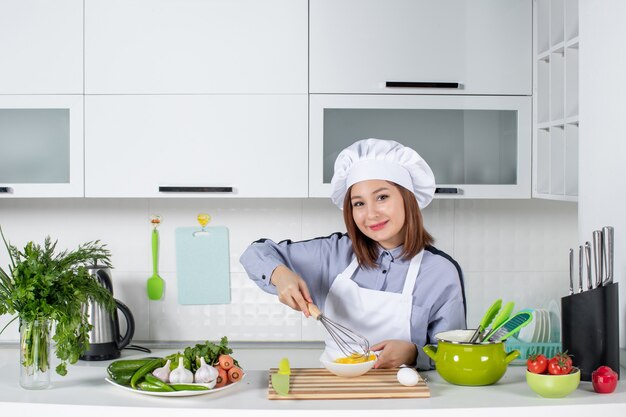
[533,0,579,202]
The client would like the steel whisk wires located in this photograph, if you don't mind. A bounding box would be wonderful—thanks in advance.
[307,303,370,359]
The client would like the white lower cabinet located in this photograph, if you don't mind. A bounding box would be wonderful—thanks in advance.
[0,95,84,197]
[84,95,308,198]
[310,94,531,199]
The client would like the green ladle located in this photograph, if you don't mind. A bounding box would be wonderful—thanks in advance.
[147,228,164,300]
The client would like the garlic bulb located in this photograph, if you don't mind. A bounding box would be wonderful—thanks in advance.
[169,357,194,384]
[194,357,219,383]
[152,359,172,382]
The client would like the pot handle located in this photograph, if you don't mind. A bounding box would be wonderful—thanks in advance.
[114,299,135,350]
[422,344,438,361]
[504,349,520,365]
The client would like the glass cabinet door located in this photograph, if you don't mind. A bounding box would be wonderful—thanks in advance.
[309,94,531,199]
[0,95,83,197]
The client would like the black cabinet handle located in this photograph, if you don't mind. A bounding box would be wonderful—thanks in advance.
[386,81,460,89]
[435,187,460,194]
[0,187,13,194]
[159,186,233,193]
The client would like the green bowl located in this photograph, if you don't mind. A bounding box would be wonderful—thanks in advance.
[423,330,520,386]
[526,369,580,398]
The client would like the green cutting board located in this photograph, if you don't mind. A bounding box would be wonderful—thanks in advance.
[175,226,231,305]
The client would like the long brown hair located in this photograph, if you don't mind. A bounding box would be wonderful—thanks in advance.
[343,182,434,269]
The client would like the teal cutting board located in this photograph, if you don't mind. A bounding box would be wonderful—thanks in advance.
[175,226,231,305]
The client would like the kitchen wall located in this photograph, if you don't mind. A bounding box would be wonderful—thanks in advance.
[0,198,577,343]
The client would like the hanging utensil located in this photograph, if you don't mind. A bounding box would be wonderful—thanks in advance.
[307,303,370,359]
[593,230,604,288]
[602,226,614,285]
[147,215,165,300]
[481,301,514,342]
[468,299,502,343]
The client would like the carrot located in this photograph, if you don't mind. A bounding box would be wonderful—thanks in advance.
[218,354,234,370]
[215,366,228,388]
[227,366,244,383]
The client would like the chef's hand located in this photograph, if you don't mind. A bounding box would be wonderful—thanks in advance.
[270,265,313,317]
[371,340,417,369]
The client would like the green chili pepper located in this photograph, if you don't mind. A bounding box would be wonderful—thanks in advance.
[144,374,176,392]
[130,358,165,389]
[137,381,170,392]
[169,384,210,391]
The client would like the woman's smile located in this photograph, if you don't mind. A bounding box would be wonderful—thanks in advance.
[368,220,388,231]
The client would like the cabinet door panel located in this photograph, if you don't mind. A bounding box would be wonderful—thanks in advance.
[310,94,531,199]
[310,0,531,95]
[85,95,308,198]
[0,0,82,94]
[0,96,84,197]
[85,0,307,94]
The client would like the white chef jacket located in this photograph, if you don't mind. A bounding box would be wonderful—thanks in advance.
[239,232,466,370]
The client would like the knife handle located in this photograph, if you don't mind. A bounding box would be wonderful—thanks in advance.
[578,245,584,293]
[593,230,603,287]
[585,242,593,290]
[568,248,574,295]
[602,226,614,284]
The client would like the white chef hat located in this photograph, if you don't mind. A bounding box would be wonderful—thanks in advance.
[330,138,436,209]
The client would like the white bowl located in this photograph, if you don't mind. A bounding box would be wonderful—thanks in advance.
[320,351,376,378]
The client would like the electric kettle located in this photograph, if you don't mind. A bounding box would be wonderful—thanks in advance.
[80,265,135,361]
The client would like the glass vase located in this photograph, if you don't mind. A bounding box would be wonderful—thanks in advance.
[19,318,52,389]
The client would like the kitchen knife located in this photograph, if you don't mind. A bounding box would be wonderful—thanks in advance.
[578,245,584,293]
[602,226,614,285]
[568,248,574,295]
[593,230,604,288]
[585,242,593,291]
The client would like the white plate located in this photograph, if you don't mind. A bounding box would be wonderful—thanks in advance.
[105,376,244,397]
[548,299,561,343]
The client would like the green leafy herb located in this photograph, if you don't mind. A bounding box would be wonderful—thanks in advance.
[0,226,115,376]
[166,336,238,373]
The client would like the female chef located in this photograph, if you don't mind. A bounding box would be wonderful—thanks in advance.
[239,139,466,370]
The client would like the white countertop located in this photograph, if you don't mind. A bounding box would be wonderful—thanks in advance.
[1,344,625,417]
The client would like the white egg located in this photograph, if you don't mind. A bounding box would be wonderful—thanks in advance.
[397,367,420,386]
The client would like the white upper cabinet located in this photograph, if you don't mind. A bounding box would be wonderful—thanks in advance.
[310,94,531,199]
[85,95,308,198]
[310,0,532,95]
[85,0,308,94]
[0,95,84,197]
[0,0,83,94]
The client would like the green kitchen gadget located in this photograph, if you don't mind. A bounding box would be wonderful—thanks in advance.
[481,301,515,342]
[468,299,502,343]
[271,358,291,396]
[147,215,165,300]
[487,311,533,342]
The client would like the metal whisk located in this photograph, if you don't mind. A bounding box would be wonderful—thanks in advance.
[307,303,370,359]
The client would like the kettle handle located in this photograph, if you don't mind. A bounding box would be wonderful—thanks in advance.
[114,299,135,350]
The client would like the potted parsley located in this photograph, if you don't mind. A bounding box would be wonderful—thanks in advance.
[0,227,115,389]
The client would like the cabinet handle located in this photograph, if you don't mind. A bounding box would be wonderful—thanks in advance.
[158,186,233,193]
[0,187,14,194]
[386,81,460,89]
[435,187,460,194]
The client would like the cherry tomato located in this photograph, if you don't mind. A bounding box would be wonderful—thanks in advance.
[592,365,618,394]
[527,354,548,374]
[547,352,573,375]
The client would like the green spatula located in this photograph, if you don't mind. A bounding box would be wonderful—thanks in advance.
[481,301,515,342]
[147,217,164,300]
[468,299,502,343]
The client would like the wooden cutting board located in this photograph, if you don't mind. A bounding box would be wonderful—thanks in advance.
[267,368,430,400]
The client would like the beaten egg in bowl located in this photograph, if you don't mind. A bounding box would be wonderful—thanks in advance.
[334,353,377,364]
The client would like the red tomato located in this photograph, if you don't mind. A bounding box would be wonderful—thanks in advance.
[592,366,618,394]
[527,354,548,374]
[547,352,573,375]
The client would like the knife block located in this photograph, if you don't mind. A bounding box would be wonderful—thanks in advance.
[561,282,620,381]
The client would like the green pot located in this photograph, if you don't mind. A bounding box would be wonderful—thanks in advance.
[423,329,520,386]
